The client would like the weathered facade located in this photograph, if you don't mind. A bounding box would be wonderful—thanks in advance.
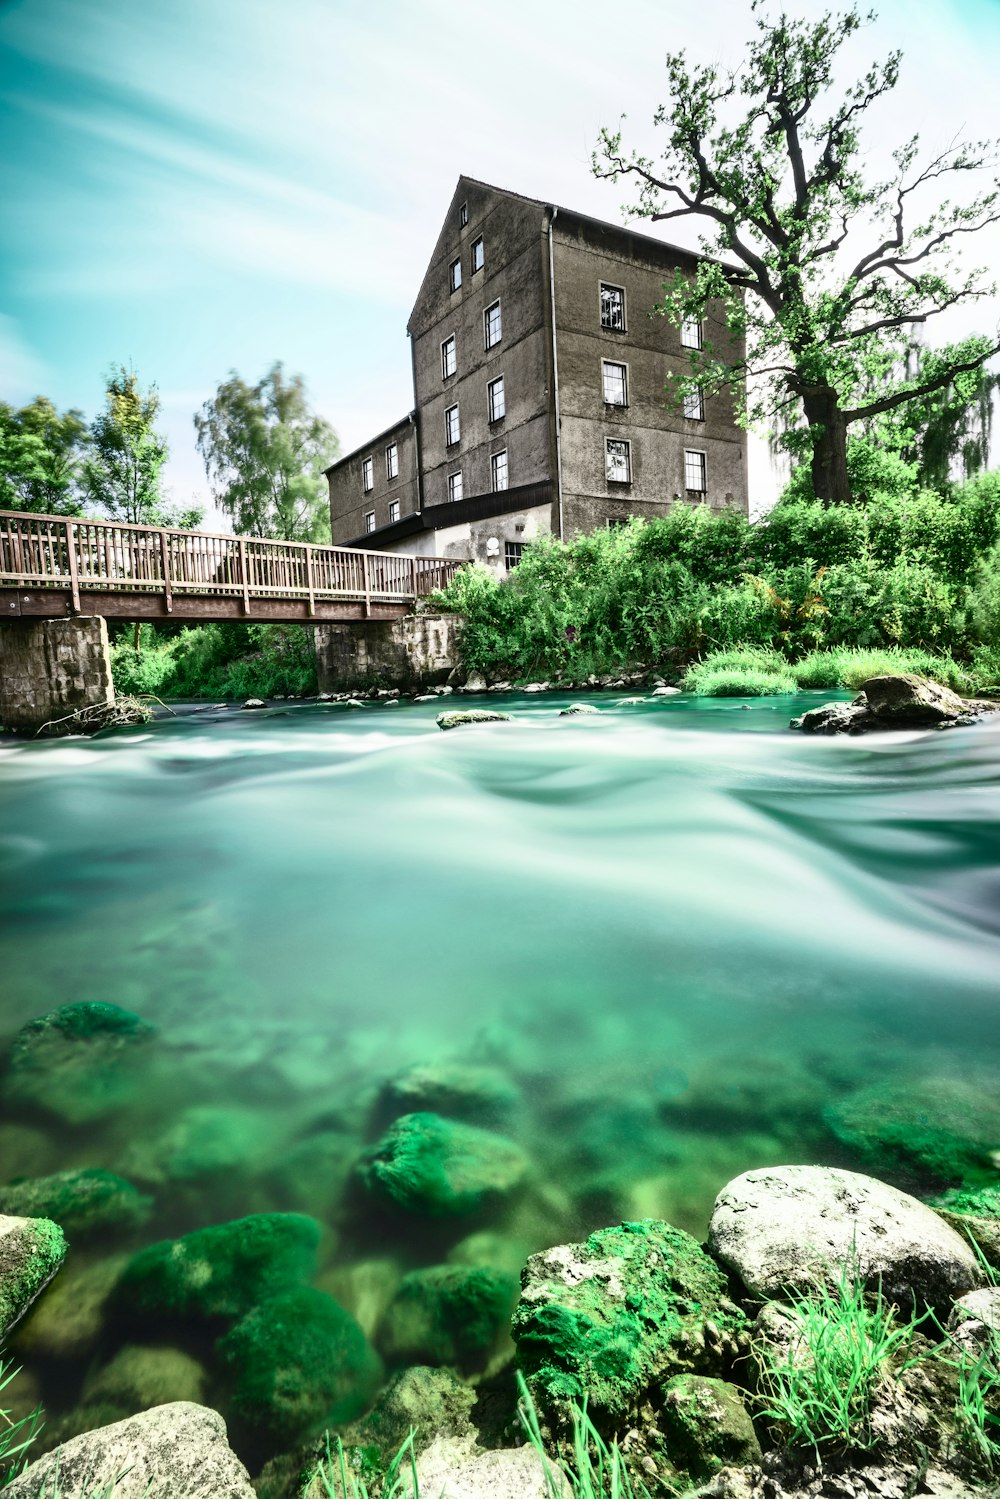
[327,177,747,575]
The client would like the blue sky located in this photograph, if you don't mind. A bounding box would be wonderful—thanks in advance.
[2,0,1000,521]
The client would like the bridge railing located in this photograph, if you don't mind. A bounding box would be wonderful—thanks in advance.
[0,511,461,613]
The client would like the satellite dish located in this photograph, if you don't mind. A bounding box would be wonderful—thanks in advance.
[485,536,501,556]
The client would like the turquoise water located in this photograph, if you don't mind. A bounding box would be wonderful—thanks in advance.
[1,690,999,1456]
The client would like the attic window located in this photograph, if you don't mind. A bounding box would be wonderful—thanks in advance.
[460,201,469,227]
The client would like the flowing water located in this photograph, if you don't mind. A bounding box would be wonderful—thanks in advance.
[1,690,999,1459]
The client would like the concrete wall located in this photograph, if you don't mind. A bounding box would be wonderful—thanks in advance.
[314,612,461,691]
[328,415,419,544]
[0,616,114,732]
[367,502,552,580]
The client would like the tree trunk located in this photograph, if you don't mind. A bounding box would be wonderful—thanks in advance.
[801,388,851,504]
[133,621,141,654]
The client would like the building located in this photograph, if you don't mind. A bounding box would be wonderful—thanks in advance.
[327,176,747,573]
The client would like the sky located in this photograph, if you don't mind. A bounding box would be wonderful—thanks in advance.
[2,0,1000,525]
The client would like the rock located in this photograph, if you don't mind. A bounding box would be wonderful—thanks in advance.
[376,1264,518,1369]
[359,1112,529,1218]
[217,1286,382,1445]
[512,1219,748,1421]
[461,672,488,692]
[934,1185,1000,1269]
[3,1002,155,1124]
[0,1168,151,1239]
[383,699,400,707]
[118,1105,278,1188]
[709,1166,983,1309]
[317,692,333,702]
[379,1062,519,1127]
[660,1374,762,1479]
[2,1401,256,1498]
[117,1212,320,1324]
[13,1252,125,1359]
[947,1285,1000,1359]
[825,1075,1000,1189]
[559,703,600,715]
[348,1363,477,1453]
[523,682,549,693]
[652,686,681,696]
[793,674,1000,735]
[405,1436,569,1499]
[414,694,436,702]
[447,1230,531,1277]
[489,682,512,692]
[437,709,512,730]
[790,701,871,734]
[0,1215,65,1337]
[81,1344,207,1413]
[0,1125,57,1181]
[242,698,267,710]
[438,684,454,695]
[618,696,646,705]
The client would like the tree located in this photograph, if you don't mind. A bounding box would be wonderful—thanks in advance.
[0,397,88,515]
[877,342,999,489]
[84,366,200,528]
[193,363,338,542]
[593,3,1000,503]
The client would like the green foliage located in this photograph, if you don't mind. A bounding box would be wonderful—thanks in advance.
[0,397,88,516]
[685,664,798,696]
[110,623,318,700]
[84,366,199,529]
[790,646,972,693]
[194,363,338,541]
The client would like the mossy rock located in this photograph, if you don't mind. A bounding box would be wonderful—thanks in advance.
[0,1214,66,1337]
[118,1105,278,1187]
[0,1169,151,1239]
[12,1253,127,1360]
[376,1265,519,1370]
[659,1374,761,1479]
[359,1112,528,1218]
[512,1219,748,1422]
[379,1062,519,1128]
[217,1285,382,1446]
[824,1074,1000,1190]
[3,1002,155,1124]
[81,1343,207,1413]
[934,1184,1000,1270]
[117,1212,321,1324]
[436,709,512,730]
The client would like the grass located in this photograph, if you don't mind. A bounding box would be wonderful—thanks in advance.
[306,1432,419,1498]
[0,1358,43,1487]
[682,644,981,698]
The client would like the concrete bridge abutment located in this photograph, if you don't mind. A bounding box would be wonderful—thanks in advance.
[0,616,115,733]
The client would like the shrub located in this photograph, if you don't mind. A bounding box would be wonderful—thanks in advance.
[110,622,318,699]
[685,666,798,697]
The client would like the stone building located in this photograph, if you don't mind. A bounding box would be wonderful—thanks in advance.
[327,176,747,574]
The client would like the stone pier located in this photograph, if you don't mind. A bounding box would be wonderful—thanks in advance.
[0,617,115,733]
[314,612,461,692]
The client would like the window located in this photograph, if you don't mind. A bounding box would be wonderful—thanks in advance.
[441,334,456,380]
[388,500,400,524]
[491,450,508,492]
[385,442,398,480]
[505,541,525,569]
[683,389,704,421]
[681,316,703,349]
[602,360,628,406]
[484,299,502,349]
[364,510,376,533]
[448,470,463,502]
[606,439,631,483]
[685,449,707,493]
[449,257,462,293]
[487,374,505,423]
[607,517,631,529]
[362,456,374,493]
[445,404,460,446]
[460,201,469,227]
[471,236,484,272]
[600,283,625,330]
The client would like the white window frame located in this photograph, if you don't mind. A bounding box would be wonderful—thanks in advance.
[683,388,705,421]
[364,510,376,534]
[681,316,703,350]
[487,374,505,423]
[491,449,508,492]
[362,456,374,493]
[471,236,484,272]
[602,359,628,407]
[449,257,462,293]
[606,438,632,484]
[445,403,460,447]
[448,470,463,502]
[504,540,525,570]
[684,448,707,494]
[600,282,626,331]
[484,299,502,349]
[441,334,456,380]
[385,442,398,480]
[388,499,400,524]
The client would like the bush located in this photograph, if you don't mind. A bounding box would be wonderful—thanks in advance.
[685,666,798,697]
[790,647,973,694]
[111,623,318,699]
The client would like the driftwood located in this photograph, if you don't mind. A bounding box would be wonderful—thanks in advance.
[33,695,172,738]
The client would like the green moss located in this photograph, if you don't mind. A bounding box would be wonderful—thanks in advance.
[12,1002,152,1045]
[659,1374,761,1478]
[0,1169,151,1238]
[379,1062,519,1127]
[377,1265,519,1369]
[933,1186,1000,1270]
[512,1219,747,1421]
[3,1002,156,1124]
[0,1215,67,1337]
[359,1112,528,1218]
[824,1076,1000,1189]
[118,1212,320,1324]
[217,1285,382,1445]
[119,1105,276,1186]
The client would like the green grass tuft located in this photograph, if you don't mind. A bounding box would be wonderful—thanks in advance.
[684,665,798,697]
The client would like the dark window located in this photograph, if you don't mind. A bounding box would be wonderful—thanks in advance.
[488,374,505,422]
[441,335,456,380]
[362,457,374,493]
[385,443,398,480]
[445,404,460,446]
[505,541,525,569]
[388,500,400,524]
[600,283,625,330]
[471,236,484,273]
[448,471,463,502]
[449,257,462,292]
[491,450,508,491]
[684,449,707,493]
[364,510,376,534]
[460,201,468,227]
[484,300,502,349]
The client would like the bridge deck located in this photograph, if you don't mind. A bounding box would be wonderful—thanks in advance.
[0,511,460,624]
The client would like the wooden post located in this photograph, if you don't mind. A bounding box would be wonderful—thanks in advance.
[65,521,81,614]
[362,550,371,618]
[411,555,418,601]
[238,537,251,615]
[159,529,173,614]
[306,545,316,617]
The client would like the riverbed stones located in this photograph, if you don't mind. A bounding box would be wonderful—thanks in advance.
[709,1166,983,1309]
[118,1104,279,1188]
[560,702,600,715]
[359,1112,529,1218]
[0,1214,66,1336]
[3,1001,155,1123]
[404,1437,570,1499]
[2,1401,256,1498]
[436,708,512,730]
[378,1061,520,1127]
[660,1375,761,1479]
[0,1167,151,1238]
[376,1264,519,1369]
[791,673,999,735]
[933,1184,1000,1268]
[13,1252,126,1359]
[824,1074,1000,1188]
[512,1219,748,1421]
[81,1343,208,1413]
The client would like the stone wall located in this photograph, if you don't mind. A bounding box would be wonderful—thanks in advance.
[0,617,114,732]
[314,612,461,692]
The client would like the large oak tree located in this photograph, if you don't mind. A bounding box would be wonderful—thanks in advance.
[594,3,1000,502]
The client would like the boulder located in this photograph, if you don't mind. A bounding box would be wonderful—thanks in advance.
[437,709,512,730]
[934,1185,1000,1270]
[792,674,999,735]
[824,1075,1000,1189]
[359,1112,528,1218]
[118,1105,278,1188]
[652,686,682,696]
[0,1214,65,1337]
[790,701,870,734]
[660,1374,762,1479]
[947,1285,1000,1358]
[2,1402,255,1498]
[404,1436,569,1499]
[81,1344,207,1413]
[13,1252,125,1359]
[709,1166,983,1309]
[3,1002,155,1124]
[242,698,267,710]
[378,1061,519,1127]
[376,1264,518,1369]
[512,1219,748,1421]
[460,672,488,692]
[559,703,600,715]
[0,1168,151,1239]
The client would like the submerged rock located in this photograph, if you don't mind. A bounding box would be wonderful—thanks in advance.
[0,1214,66,1337]
[660,1374,761,1479]
[378,1061,520,1127]
[376,1264,519,1369]
[512,1219,747,1421]
[791,673,999,735]
[2,1401,256,1498]
[436,709,512,730]
[118,1105,279,1187]
[405,1437,569,1499]
[559,703,600,715]
[13,1252,126,1360]
[359,1112,529,1218]
[709,1165,982,1309]
[3,1002,155,1124]
[81,1343,207,1413]
[933,1184,1000,1269]
[825,1074,1000,1189]
[0,1168,151,1238]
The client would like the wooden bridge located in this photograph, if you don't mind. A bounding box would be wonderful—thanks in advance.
[0,510,461,623]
